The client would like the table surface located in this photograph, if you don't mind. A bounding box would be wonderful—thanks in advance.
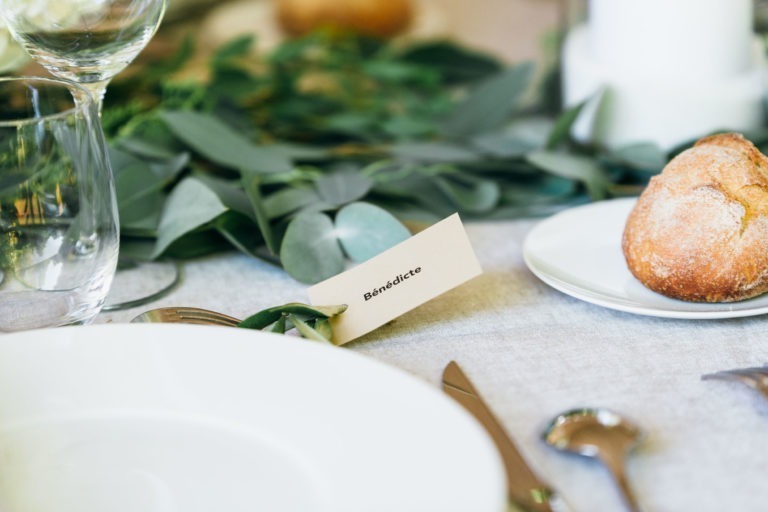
[99,214,768,512]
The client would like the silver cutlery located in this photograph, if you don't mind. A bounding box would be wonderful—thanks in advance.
[442,361,563,512]
[131,306,241,327]
[543,408,643,512]
[702,364,768,401]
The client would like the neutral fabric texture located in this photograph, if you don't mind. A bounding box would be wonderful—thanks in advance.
[100,217,768,512]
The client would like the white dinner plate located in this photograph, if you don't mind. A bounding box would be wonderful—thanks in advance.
[523,198,768,319]
[0,324,505,512]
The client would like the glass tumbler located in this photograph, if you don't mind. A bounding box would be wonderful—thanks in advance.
[0,77,118,331]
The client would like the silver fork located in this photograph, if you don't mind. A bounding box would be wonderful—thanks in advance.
[131,307,241,327]
[702,364,768,400]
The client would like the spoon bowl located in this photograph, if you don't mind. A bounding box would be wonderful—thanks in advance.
[542,408,643,512]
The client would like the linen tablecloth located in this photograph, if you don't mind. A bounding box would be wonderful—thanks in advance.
[99,216,768,512]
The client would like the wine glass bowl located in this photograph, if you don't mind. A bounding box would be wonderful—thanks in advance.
[1,0,167,106]
[0,77,119,331]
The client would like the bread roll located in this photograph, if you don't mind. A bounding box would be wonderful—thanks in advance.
[622,133,768,302]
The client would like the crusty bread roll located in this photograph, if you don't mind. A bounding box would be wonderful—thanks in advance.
[622,133,768,302]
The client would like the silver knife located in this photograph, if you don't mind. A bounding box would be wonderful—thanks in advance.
[442,361,561,512]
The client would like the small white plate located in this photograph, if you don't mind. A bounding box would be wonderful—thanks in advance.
[0,324,505,512]
[523,198,768,319]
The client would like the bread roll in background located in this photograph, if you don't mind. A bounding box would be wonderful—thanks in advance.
[622,133,768,302]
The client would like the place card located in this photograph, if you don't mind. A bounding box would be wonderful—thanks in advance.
[307,213,482,345]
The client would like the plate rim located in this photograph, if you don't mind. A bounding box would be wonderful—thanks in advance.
[0,323,507,512]
[522,198,768,319]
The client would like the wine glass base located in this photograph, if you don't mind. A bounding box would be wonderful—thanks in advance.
[102,260,182,312]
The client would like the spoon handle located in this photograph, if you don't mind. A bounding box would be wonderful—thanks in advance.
[602,453,642,512]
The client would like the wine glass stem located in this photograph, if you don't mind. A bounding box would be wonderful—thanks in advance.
[79,79,110,114]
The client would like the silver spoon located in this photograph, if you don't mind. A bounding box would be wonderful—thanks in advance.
[542,408,643,512]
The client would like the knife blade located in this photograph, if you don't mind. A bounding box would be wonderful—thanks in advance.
[442,361,557,512]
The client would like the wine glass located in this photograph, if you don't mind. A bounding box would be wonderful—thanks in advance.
[0,0,179,311]
[0,0,168,110]
[0,76,119,331]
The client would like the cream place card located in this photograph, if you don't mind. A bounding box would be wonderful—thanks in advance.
[307,213,482,345]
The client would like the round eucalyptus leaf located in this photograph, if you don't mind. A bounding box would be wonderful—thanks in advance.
[335,202,411,263]
[315,168,373,207]
[280,212,344,284]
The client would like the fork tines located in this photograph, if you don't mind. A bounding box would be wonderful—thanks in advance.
[702,364,768,400]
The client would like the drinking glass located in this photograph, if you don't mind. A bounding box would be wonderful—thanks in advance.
[0,0,178,310]
[0,0,168,110]
[0,77,119,332]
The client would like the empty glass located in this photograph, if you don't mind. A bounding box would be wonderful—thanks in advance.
[0,0,168,110]
[0,77,119,331]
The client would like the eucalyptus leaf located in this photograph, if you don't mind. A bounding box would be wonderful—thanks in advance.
[608,142,667,171]
[270,143,330,161]
[263,186,322,219]
[279,212,345,283]
[390,142,479,163]
[382,117,436,139]
[241,170,278,254]
[470,133,535,158]
[119,190,164,233]
[502,116,555,149]
[161,110,293,173]
[215,211,264,258]
[434,174,500,213]
[335,202,411,262]
[399,41,502,84]
[315,168,373,207]
[546,99,587,149]
[440,62,535,140]
[193,173,255,221]
[526,151,609,200]
[117,238,156,263]
[152,177,229,258]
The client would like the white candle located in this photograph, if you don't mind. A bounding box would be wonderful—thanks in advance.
[589,0,753,82]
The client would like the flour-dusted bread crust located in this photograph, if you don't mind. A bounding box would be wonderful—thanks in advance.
[622,133,768,302]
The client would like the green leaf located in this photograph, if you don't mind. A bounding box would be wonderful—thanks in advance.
[390,142,479,163]
[382,117,435,139]
[238,302,347,329]
[470,133,535,158]
[211,35,255,66]
[546,99,588,149]
[263,186,322,219]
[241,171,278,255]
[315,168,373,207]
[399,41,502,84]
[279,212,345,283]
[440,63,535,140]
[526,151,609,200]
[288,314,333,343]
[160,110,293,173]
[215,211,264,258]
[312,317,333,341]
[335,202,411,262]
[152,177,229,258]
[502,116,555,149]
[609,142,667,171]
[434,174,500,213]
[193,173,255,221]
